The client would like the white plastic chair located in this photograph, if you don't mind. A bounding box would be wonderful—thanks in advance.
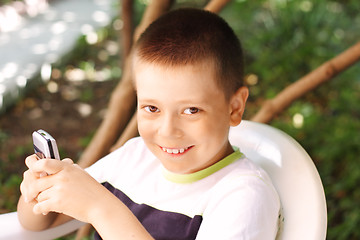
[229,121,327,240]
[0,212,85,240]
[0,120,327,239]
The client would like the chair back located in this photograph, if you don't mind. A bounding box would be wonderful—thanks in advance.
[229,120,327,240]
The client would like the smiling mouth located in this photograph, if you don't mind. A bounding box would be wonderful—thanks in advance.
[161,146,193,155]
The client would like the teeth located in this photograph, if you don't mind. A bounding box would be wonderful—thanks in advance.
[162,147,188,154]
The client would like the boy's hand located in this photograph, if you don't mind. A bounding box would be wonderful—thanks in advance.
[20,154,108,223]
[20,154,61,204]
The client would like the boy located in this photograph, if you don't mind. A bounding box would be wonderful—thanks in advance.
[18,8,280,239]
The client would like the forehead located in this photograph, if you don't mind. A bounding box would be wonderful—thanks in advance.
[133,60,226,102]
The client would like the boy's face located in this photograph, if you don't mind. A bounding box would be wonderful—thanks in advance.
[134,59,247,174]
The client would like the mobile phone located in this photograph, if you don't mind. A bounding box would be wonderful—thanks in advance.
[32,129,60,160]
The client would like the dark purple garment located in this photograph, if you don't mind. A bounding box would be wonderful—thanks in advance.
[94,182,203,240]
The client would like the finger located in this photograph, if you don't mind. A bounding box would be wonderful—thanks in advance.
[25,154,38,169]
[20,181,33,203]
[20,183,33,204]
[32,188,54,215]
[62,158,74,165]
[20,170,40,202]
[22,173,58,203]
[31,158,68,175]
[33,188,62,215]
[25,182,51,204]
[25,155,47,178]
[33,199,51,215]
[36,187,51,203]
[21,186,42,204]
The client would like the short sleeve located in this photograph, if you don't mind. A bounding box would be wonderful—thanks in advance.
[85,137,156,187]
[85,137,140,183]
[195,175,280,240]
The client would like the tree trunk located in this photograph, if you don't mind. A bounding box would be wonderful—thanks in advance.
[121,0,134,59]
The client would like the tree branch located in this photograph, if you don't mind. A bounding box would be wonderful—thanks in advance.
[251,41,360,123]
[204,0,232,13]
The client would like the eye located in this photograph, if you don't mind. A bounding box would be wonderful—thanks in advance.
[144,105,159,113]
[184,107,200,115]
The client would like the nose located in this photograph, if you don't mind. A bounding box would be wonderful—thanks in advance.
[157,113,183,138]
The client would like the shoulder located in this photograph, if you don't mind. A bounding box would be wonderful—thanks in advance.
[197,157,280,239]
[205,155,280,223]
[216,156,279,202]
[213,155,274,187]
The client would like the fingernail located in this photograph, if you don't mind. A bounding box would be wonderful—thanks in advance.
[40,172,48,178]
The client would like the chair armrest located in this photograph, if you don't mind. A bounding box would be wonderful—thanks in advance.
[0,211,86,240]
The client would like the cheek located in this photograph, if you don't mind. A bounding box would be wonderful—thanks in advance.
[210,116,230,141]
[137,116,153,139]
[191,116,229,142]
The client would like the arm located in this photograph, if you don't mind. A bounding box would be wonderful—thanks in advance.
[17,195,58,230]
[18,154,153,239]
[83,183,153,239]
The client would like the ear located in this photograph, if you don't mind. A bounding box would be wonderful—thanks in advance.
[229,87,249,127]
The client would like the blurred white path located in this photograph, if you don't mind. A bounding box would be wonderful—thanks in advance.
[0,0,117,113]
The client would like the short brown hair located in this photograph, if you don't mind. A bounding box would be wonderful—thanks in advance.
[134,8,244,98]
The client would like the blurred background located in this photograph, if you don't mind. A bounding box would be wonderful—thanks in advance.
[0,0,359,239]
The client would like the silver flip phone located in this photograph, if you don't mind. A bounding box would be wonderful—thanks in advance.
[32,129,60,160]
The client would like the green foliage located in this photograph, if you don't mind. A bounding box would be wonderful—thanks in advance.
[222,0,360,239]
[1,1,359,239]
[0,174,22,212]
[78,131,96,149]
[0,135,31,212]
[0,0,23,6]
[0,130,8,146]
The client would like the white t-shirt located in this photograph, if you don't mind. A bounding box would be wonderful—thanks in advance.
[86,137,280,240]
